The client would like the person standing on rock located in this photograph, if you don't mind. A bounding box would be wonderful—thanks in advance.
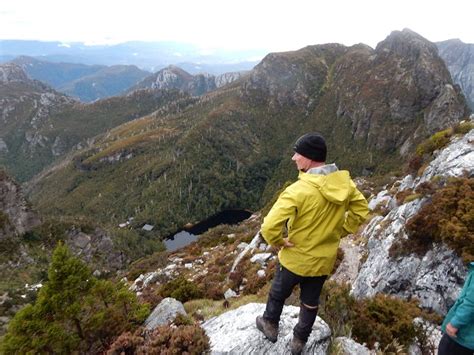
[256,132,369,355]
[438,261,474,355]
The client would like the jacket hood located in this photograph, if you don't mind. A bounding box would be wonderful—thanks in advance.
[299,166,353,204]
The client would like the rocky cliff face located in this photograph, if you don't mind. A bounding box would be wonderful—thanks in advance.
[131,65,244,96]
[332,29,469,155]
[242,29,469,164]
[351,127,474,314]
[0,171,40,239]
[437,39,474,110]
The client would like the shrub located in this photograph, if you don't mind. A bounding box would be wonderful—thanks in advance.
[352,294,424,349]
[140,322,209,354]
[1,244,149,354]
[319,281,355,337]
[416,128,453,156]
[107,317,210,355]
[159,276,203,303]
[391,177,474,262]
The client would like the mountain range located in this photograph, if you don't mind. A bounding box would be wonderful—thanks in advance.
[0,40,262,73]
[1,28,474,352]
[12,56,150,102]
[0,62,194,181]
[25,29,470,239]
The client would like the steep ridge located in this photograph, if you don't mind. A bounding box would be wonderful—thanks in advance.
[352,124,474,314]
[28,29,470,239]
[130,65,245,96]
[0,63,193,181]
[437,39,474,110]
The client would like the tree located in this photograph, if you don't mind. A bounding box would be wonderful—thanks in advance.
[1,243,149,354]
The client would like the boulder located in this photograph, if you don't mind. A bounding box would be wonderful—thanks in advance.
[143,297,186,331]
[202,303,331,354]
[334,337,373,354]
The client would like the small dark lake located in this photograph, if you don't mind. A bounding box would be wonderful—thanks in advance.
[164,209,252,252]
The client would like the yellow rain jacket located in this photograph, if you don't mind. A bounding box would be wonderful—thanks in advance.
[261,167,369,277]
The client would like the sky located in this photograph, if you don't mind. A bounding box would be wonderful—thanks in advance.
[1,0,473,53]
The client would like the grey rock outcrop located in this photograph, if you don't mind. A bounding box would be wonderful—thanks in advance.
[415,128,474,186]
[334,337,372,354]
[144,297,187,331]
[437,39,474,110]
[352,127,474,314]
[0,171,40,239]
[202,303,331,354]
[131,66,243,96]
[65,227,127,272]
[0,63,29,83]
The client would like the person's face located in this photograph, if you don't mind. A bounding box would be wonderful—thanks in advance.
[292,152,312,172]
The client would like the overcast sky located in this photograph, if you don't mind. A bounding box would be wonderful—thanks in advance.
[1,0,473,52]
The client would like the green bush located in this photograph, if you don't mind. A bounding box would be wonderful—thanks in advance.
[319,282,440,350]
[351,294,422,349]
[390,177,474,262]
[159,276,203,303]
[0,244,149,354]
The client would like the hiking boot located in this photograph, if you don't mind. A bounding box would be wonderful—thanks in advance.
[256,316,278,343]
[290,336,306,355]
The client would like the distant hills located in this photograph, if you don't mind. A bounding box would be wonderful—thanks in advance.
[0,39,262,74]
[27,29,470,238]
[12,56,150,102]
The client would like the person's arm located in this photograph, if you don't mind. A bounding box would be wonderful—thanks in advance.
[260,188,298,247]
[342,184,369,236]
[449,280,474,332]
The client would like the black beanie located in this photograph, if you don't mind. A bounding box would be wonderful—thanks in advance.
[293,133,327,162]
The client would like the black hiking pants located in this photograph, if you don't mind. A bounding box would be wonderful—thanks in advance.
[263,263,327,342]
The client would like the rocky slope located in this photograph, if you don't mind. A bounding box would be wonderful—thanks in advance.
[28,29,470,238]
[129,65,245,96]
[0,63,192,181]
[122,123,473,354]
[352,126,474,314]
[437,39,474,110]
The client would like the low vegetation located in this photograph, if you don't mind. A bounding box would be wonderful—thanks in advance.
[390,177,474,262]
[107,314,210,355]
[319,281,442,352]
[1,244,149,354]
[408,120,474,175]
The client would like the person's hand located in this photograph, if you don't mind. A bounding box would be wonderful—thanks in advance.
[446,322,458,338]
[282,238,294,248]
[272,238,294,252]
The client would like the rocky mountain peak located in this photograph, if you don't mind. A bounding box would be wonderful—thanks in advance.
[0,63,29,84]
[376,28,439,58]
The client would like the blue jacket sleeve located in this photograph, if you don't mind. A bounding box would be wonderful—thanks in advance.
[450,279,474,328]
